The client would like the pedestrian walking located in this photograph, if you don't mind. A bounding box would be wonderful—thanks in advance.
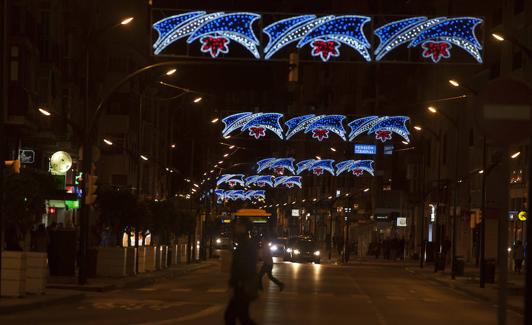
[513,240,525,274]
[258,238,284,291]
[224,219,259,325]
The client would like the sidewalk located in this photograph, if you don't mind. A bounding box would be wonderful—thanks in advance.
[348,257,525,315]
[0,261,216,315]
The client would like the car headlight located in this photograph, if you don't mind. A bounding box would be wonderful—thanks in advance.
[286,248,292,253]
[293,249,300,255]
[268,242,272,247]
[216,238,222,244]
[270,245,278,252]
[314,250,320,256]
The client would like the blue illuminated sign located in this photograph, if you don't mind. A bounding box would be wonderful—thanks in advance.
[354,144,376,155]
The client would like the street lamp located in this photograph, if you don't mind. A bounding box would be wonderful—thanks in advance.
[211,117,219,124]
[165,68,177,76]
[511,151,521,159]
[120,17,134,25]
[103,139,113,146]
[448,79,460,87]
[427,106,438,114]
[140,155,148,161]
[363,188,370,192]
[414,125,422,131]
[38,108,51,116]
[193,96,203,103]
[330,147,336,152]
[491,33,505,41]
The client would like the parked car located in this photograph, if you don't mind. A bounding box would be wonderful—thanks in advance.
[285,238,320,264]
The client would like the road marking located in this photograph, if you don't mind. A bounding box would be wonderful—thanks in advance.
[171,288,192,292]
[385,295,406,301]
[132,304,224,324]
[206,288,227,293]
[422,298,440,303]
[136,287,156,291]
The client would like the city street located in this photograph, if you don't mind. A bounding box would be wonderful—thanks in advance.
[0,1,530,324]
[0,260,523,325]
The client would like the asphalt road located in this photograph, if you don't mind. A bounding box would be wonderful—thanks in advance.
[0,259,523,325]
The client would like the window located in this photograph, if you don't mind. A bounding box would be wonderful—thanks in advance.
[490,60,500,79]
[111,174,128,186]
[514,0,524,13]
[512,50,522,70]
[10,46,19,81]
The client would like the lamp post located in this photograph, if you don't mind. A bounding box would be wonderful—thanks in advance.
[413,125,441,269]
[427,105,460,278]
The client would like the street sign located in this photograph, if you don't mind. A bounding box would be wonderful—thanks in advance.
[354,144,376,155]
[396,217,407,227]
[518,211,527,221]
[475,78,532,145]
[19,149,35,164]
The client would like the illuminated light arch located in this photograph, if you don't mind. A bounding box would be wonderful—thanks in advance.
[256,158,296,175]
[216,174,245,187]
[296,159,335,176]
[222,112,284,139]
[273,176,303,188]
[374,16,483,63]
[264,15,371,62]
[335,160,375,176]
[152,12,261,58]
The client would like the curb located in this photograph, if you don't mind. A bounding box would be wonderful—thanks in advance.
[405,267,524,315]
[118,262,214,290]
[0,292,85,315]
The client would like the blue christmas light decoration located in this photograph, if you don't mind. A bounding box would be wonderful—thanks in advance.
[348,116,410,143]
[274,176,303,188]
[296,159,335,176]
[285,114,347,141]
[336,160,375,176]
[215,189,225,203]
[374,17,483,63]
[222,112,284,139]
[152,12,261,58]
[369,116,410,143]
[256,158,296,175]
[216,174,245,187]
[224,190,246,201]
[245,175,275,187]
[263,15,371,61]
[244,190,266,200]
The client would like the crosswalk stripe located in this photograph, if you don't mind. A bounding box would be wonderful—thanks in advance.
[206,288,227,293]
[171,288,192,292]
[136,287,156,291]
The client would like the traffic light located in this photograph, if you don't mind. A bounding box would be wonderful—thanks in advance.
[85,174,98,205]
[4,160,21,173]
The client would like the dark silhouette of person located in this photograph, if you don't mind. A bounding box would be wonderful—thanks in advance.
[224,219,258,325]
[513,241,525,274]
[258,238,284,291]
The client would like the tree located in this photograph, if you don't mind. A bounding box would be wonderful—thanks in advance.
[3,168,56,250]
[95,186,138,245]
